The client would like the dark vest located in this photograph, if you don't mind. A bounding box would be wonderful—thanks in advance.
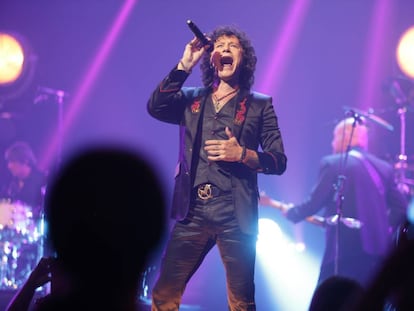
[193,95,237,191]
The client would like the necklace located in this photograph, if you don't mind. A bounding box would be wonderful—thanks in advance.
[212,88,239,112]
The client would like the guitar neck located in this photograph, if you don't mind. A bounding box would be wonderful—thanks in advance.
[305,215,326,227]
[260,196,325,227]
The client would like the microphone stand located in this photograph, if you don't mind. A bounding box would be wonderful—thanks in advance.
[390,77,414,196]
[332,114,359,275]
[394,102,414,196]
[34,87,67,259]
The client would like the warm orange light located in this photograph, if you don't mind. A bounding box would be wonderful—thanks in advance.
[0,31,36,102]
[0,33,25,85]
[396,26,414,79]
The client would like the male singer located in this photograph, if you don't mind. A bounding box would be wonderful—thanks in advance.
[147,24,287,310]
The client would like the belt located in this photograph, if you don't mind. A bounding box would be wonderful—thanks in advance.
[195,183,229,200]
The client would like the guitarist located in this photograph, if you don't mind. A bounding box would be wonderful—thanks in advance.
[261,117,407,288]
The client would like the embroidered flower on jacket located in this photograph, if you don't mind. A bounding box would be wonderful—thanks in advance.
[234,97,247,125]
[191,99,201,113]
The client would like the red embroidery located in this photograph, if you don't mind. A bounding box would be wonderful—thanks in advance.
[191,99,201,113]
[234,98,247,125]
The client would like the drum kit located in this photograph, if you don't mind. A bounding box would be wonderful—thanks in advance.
[346,77,414,198]
[0,87,64,292]
[0,199,43,290]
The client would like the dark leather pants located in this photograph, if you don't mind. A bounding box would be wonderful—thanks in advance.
[151,193,257,311]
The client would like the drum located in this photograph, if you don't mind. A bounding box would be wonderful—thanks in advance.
[0,240,43,289]
[0,200,43,289]
[0,199,15,229]
[0,199,33,235]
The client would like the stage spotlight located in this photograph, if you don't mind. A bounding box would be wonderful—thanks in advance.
[396,26,414,79]
[0,31,36,103]
[256,218,320,311]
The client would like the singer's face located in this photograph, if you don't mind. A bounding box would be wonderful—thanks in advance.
[211,35,243,82]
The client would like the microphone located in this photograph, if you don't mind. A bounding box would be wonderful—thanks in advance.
[186,20,212,52]
[345,109,364,124]
[35,86,68,104]
[37,86,67,98]
[343,106,394,131]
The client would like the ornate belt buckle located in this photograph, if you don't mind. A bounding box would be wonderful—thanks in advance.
[197,184,213,200]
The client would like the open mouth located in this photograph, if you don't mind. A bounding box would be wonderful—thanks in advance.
[220,56,233,66]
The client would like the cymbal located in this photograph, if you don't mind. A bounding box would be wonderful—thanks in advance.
[343,106,394,131]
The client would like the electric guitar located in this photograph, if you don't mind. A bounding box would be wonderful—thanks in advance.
[259,192,326,227]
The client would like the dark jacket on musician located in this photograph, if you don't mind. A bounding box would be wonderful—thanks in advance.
[148,68,287,235]
[286,147,407,285]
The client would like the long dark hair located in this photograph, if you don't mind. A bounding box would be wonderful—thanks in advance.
[200,25,257,90]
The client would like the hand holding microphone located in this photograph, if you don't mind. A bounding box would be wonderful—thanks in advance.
[178,20,212,73]
[186,20,213,52]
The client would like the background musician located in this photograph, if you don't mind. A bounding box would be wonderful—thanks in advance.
[261,117,407,288]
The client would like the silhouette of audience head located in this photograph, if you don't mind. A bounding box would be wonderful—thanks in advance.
[43,145,166,309]
[353,237,414,311]
[308,275,365,311]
